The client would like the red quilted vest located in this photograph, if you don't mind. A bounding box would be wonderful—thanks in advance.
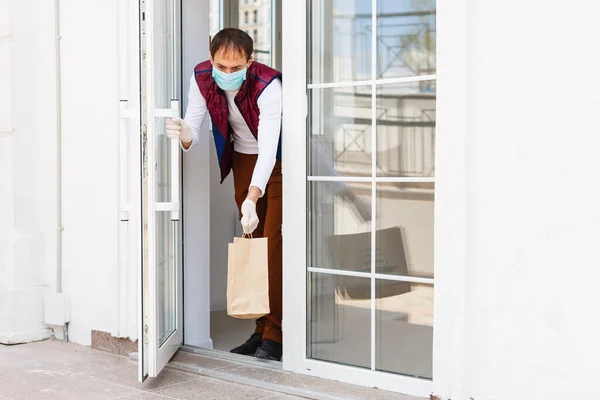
[194,60,282,183]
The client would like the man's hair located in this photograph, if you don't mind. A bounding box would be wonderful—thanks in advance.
[210,28,253,60]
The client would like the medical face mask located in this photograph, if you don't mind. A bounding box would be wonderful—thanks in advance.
[212,65,247,91]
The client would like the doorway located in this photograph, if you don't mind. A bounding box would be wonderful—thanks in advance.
[179,0,284,360]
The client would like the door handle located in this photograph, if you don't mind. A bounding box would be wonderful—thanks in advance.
[155,100,181,221]
[169,99,180,221]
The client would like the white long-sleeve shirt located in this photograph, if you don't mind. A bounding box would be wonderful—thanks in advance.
[183,74,282,195]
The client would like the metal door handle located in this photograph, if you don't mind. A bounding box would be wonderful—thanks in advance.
[155,100,181,221]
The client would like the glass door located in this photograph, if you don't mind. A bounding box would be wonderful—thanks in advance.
[283,0,435,397]
[138,0,183,382]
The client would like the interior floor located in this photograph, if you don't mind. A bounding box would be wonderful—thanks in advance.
[210,310,257,353]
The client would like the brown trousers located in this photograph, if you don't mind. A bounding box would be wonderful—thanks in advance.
[232,151,283,344]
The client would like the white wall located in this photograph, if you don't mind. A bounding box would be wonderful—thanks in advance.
[0,0,56,344]
[181,0,214,348]
[457,1,600,399]
[59,0,121,345]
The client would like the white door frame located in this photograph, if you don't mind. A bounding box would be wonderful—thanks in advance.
[281,1,466,398]
[430,0,468,398]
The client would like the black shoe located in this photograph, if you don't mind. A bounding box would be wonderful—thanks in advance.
[230,333,263,355]
[254,339,282,361]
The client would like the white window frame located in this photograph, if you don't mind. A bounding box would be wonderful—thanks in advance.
[281,0,467,398]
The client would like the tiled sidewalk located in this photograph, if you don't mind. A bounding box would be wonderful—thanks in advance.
[0,339,300,400]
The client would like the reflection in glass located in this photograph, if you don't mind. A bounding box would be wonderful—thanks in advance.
[310,0,372,83]
[377,0,436,79]
[376,82,436,177]
[309,87,372,177]
[308,182,372,272]
[376,183,434,278]
[309,273,371,369]
[376,281,433,378]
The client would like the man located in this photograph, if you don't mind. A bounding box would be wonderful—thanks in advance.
[165,28,283,361]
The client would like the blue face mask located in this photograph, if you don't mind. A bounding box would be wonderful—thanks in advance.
[212,65,247,91]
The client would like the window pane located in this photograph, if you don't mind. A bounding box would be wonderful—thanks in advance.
[376,0,436,79]
[153,0,173,203]
[309,87,372,176]
[376,82,436,177]
[308,181,372,272]
[239,0,272,66]
[376,281,433,378]
[209,0,220,37]
[309,0,372,83]
[157,213,176,346]
[376,183,434,278]
[309,273,371,369]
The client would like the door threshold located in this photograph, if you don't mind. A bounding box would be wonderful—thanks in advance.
[168,348,356,400]
[130,350,418,400]
[179,345,282,370]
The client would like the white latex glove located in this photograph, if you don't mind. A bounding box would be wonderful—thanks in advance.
[165,117,193,143]
[240,199,259,235]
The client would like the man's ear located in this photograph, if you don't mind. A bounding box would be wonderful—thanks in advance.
[247,57,253,68]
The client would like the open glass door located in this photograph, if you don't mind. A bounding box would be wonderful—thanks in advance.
[138,0,183,382]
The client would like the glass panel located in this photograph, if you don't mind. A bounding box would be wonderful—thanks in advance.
[155,131,171,203]
[308,273,371,369]
[376,281,433,378]
[154,0,173,201]
[376,0,436,79]
[375,82,436,177]
[157,213,176,345]
[376,183,434,278]
[309,87,372,177]
[308,182,372,272]
[239,0,272,65]
[153,0,176,345]
[153,1,175,107]
[309,0,372,84]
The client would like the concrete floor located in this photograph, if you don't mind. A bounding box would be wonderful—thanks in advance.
[0,340,300,400]
[210,310,257,353]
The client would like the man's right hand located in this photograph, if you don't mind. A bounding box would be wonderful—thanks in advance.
[166,117,193,145]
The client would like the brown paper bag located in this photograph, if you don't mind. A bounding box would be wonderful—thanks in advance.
[227,236,270,319]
